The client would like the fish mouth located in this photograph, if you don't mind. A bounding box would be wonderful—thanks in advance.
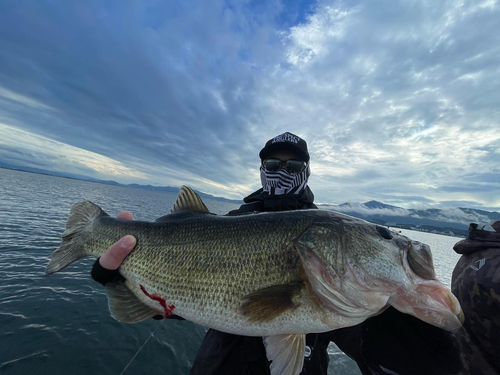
[389,282,464,332]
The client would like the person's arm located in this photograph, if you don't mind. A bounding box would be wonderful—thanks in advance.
[190,330,270,375]
[319,308,463,375]
[464,264,500,371]
[360,308,462,375]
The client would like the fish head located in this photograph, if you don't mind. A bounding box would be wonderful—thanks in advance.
[296,211,463,331]
[386,238,464,332]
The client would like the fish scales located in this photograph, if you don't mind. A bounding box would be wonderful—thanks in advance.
[82,212,318,334]
[46,186,464,375]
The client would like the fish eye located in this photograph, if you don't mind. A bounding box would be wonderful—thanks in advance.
[376,226,393,240]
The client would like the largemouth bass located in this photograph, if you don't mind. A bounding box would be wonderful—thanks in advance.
[46,186,463,375]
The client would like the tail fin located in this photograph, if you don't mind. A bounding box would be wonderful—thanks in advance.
[45,201,108,275]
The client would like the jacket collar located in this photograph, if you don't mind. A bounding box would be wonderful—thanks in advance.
[243,186,317,211]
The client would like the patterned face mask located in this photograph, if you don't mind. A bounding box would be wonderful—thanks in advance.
[260,162,311,195]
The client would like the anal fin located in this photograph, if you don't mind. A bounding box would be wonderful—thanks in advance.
[106,281,159,323]
[240,281,303,323]
[264,334,305,375]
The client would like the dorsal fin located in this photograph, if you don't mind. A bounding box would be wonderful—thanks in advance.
[171,186,210,213]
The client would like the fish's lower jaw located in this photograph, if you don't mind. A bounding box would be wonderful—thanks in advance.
[415,306,463,332]
[417,284,464,323]
[388,283,464,332]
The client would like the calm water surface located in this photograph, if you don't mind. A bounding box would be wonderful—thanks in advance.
[0,169,463,375]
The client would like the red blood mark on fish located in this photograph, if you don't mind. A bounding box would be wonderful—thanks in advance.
[140,285,175,317]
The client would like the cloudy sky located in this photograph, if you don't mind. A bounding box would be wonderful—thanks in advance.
[0,0,499,210]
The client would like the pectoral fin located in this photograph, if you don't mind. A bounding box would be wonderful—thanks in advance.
[106,281,159,323]
[264,334,305,375]
[240,281,303,323]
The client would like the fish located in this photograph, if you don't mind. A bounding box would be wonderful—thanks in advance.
[46,186,463,375]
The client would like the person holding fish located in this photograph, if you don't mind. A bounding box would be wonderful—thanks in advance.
[452,221,500,375]
[89,132,463,375]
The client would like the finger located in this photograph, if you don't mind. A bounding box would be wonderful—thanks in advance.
[117,211,134,220]
[99,235,137,270]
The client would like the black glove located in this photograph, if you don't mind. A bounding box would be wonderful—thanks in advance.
[91,257,124,286]
[91,258,185,321]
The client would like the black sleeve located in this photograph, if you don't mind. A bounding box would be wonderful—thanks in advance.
[360,308,463,375]
[190,330,270,375]
[91,257,123,286]
[226,201,263,216]
[452,250,500,373]
[321,308,463,375]
[315,325,372,374]
[301,333,331,375]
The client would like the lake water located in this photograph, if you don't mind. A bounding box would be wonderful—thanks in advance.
[0,168,463,375]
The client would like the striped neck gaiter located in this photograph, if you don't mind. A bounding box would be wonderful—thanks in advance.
[260,162,311,195]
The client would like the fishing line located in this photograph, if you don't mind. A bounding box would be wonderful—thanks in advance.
[119,323,162,375]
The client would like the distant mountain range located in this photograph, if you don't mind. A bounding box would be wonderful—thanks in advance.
[321,200,500,237]
[0,163,242,204]
[2,163,498,237]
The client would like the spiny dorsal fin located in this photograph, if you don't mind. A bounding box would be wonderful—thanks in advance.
[240,280,304,323]
[171,186,210,213]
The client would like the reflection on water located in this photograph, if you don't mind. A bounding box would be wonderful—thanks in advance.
[0,168,463,375]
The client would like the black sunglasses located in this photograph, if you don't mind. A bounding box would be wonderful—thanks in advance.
[263,159,306,174]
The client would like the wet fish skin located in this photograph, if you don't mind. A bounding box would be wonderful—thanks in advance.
[46,186,463,375]
[56,205,334,332]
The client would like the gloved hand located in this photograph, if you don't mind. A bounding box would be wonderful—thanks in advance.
[91,211,136,286]
[90,211,184,321]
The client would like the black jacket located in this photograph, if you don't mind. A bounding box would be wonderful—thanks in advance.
[330,307,463,375]
[228,186,318,215]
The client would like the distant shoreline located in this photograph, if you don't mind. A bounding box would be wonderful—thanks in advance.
[0,166,243,204]
[2,166,497,238]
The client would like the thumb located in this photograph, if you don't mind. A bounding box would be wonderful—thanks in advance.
[99,235,137,270]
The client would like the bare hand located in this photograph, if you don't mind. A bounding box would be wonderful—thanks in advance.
[99,211,136,270]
